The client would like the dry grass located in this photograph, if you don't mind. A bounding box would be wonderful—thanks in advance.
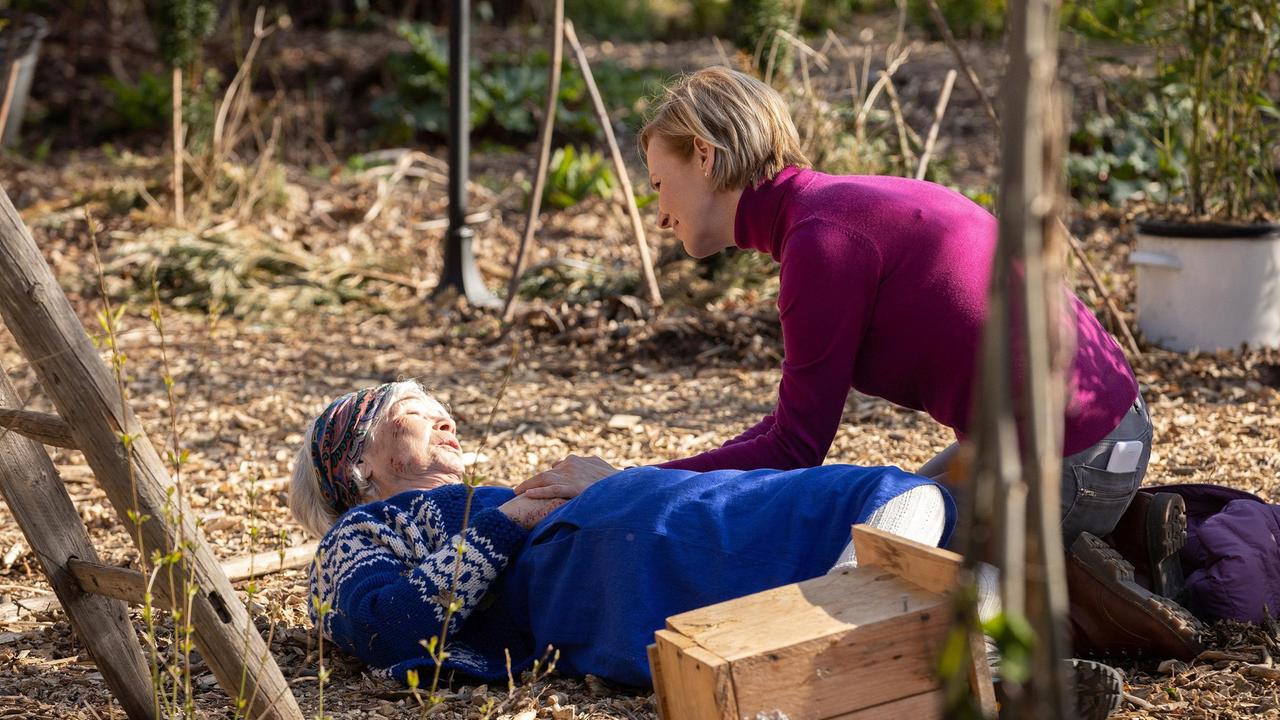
[0,29,1277,720]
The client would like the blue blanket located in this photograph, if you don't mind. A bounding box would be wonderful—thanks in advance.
[310,465,954,688]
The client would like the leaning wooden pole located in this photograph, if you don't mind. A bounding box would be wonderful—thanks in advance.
[0,365,157,720]
[1002,0,1073,714]
[501,0,565,323]
[0,186,302,720]
[564,20,663,307]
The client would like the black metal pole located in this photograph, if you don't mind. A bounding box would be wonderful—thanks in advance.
[434,0,498,307]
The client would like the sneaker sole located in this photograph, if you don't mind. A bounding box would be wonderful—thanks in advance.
[1071,532,1205,649]
[1148,493,1187,600]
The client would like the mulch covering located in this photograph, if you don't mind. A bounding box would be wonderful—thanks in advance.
[1,32,1278,719]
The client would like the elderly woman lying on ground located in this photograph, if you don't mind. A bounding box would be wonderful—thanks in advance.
[289,379,953,688]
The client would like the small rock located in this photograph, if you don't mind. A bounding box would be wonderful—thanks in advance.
[607,414,642,429]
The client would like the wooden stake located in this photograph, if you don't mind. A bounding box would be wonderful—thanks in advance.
[916,69,957,180]
[501,0,565,323]
[0,184,301,720]
[0,363,156,720]
[0,60,20,146]
[564,20,662,307]
[1001,0,1073,714]
[172,65,185,226]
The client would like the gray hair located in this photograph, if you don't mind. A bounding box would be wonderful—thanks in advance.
[287,379,444,538]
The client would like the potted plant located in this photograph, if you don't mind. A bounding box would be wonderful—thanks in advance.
[0,7,49,148]
[1126,0,1280,351]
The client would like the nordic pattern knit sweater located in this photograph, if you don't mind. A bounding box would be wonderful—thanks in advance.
[309,484,531,683]
[661,167,1138,472]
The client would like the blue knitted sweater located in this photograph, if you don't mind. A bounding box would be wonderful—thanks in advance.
[309,484,530,682]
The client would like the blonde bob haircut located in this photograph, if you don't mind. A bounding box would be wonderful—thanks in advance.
[639,66,809,191]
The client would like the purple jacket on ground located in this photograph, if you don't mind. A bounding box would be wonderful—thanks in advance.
[662,167,1138,472]
[1152,483,1280,624]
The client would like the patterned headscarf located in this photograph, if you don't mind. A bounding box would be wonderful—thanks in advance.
[311,383,394,516]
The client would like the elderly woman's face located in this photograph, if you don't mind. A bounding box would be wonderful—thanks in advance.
[360,395,465,499]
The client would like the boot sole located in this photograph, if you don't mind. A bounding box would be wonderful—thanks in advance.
[1068,658,1123,720]
[1071,532,1204,655]
[1147,493,1187,600]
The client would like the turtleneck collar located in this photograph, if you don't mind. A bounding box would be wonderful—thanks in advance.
[733,165,807,260]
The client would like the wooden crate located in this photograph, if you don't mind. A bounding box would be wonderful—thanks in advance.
[648,525,994,720]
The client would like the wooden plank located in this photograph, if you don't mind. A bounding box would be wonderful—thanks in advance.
[850,526,996,712]
[0,363,155,720]
[3,543,319,621]
[667,567,942,662]
[728,599,951,717]
[0,184,302,720]
[831,689,944,719]
[851,525,963,595]
[68,559,151,606]
[222,541,318,582]
[647,643,672,720]
[966,622,998,716]
[653,630,736,720]
[0,407,76,448]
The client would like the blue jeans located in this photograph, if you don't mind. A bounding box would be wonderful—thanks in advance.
[1059,393,1153,543]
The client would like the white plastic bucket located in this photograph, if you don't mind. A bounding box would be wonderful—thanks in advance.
[1131,221,1280,352]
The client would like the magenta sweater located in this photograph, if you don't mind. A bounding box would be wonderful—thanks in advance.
[661,167,1138,472]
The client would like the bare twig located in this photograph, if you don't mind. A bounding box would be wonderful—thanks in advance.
[564,20,662,307]
[1064,224,1142,357]
[1122,692,1155,710]
[712,36,733,67]
[773,27,830,71]
[916,69,957,180]
[881,78,917,169]
[922,0,1000,128]
[502,0,565,323]
[854,47,911,135]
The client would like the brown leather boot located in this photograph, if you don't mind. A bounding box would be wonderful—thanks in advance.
[1104,491,1188,599]
[1068,532,1203,660]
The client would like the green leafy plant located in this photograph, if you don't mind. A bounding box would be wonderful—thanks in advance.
[910,0,1006,39]
[541,145,616,209]
[374,23,665,144]
[735,0,798,76]
[1156,0,1280,220]
[103,72,172,132]
[1067,94,1184,206]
